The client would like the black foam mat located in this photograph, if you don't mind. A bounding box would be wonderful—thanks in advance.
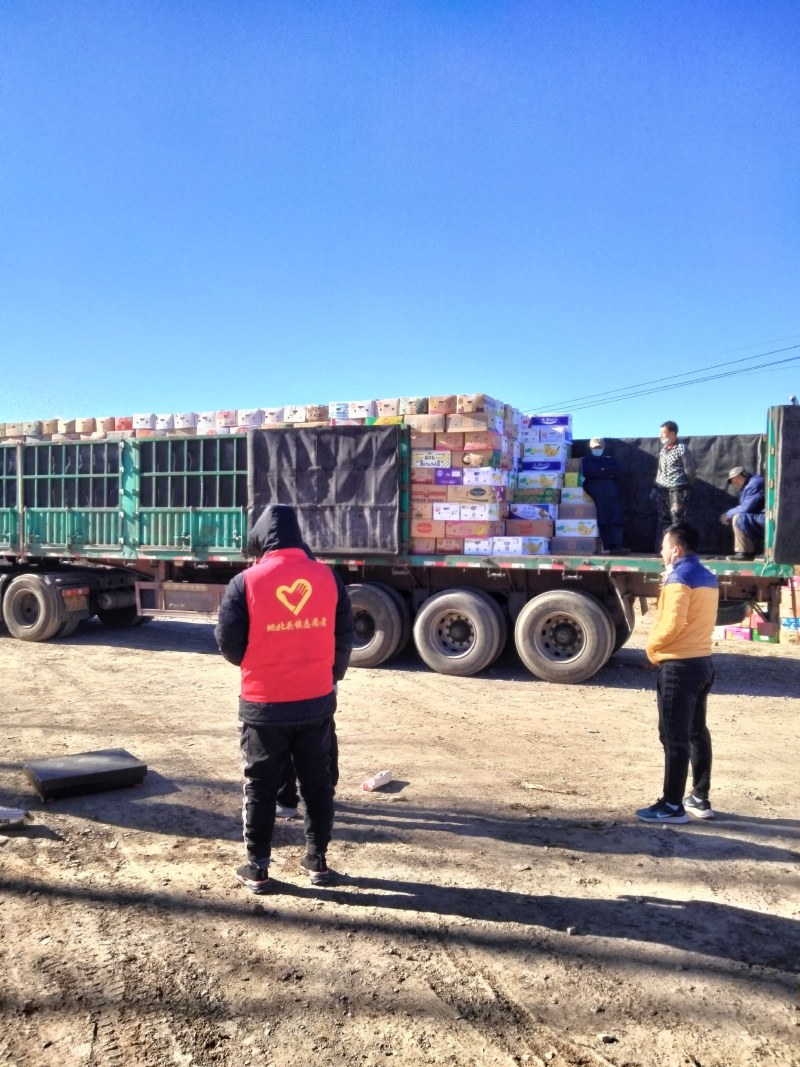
[23,748,147,799]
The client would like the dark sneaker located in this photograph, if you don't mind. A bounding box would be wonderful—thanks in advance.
[235,862,270,894]
[726,552,755,561]
[300,854,335,886]
[275,803,299,819]
[636,798,689,824]
[683,794,715,819]
[609,545,631,555]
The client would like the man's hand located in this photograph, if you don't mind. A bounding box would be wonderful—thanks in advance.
[719,513,730,525]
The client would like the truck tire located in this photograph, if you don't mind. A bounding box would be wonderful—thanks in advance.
[413,589,505,677]
[2,575,63,642]
[55,616,81,638]
[612,595,635,652]
[514,590,615,684]
[373,583,412,657]
[96,604,142,629]
[348,583,407,668]
[471,590,508,662]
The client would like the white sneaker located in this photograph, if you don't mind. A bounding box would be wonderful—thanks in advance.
[275,803,299,819]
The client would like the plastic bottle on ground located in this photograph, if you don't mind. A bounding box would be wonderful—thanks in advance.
[362,769,393,791]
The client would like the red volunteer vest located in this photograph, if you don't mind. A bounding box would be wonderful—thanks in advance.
[240,548,338,703]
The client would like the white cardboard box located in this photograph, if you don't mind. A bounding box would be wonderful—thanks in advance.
[215,410,238,428]
[461,469,508,486]
[196,412,216,433]
[155,414,175,431]
[464,538,493,555]
[516,472,564,489]
[555,518,599,537]
[173,412,198,429]
[348,400,377,419]
[133,413,156,430]
[237,408,264,428]
[262,407,285,424]
[509,503,559,520]
[432,503,461,521]
[459,503,502,521]
[285,405,307,423]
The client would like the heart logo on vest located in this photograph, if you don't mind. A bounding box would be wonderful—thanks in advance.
[276,579,313,616]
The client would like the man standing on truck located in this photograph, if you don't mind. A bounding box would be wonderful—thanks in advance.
[720,466,766,561]
[580,437,629,554]
[636,521,719,824]
[654,421,696,546]
[215,504,353,892]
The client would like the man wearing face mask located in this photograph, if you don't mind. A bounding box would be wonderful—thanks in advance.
[720,466,765,562]
[637,522,719,824]
[654,420,696,545]
[580,437,629,553]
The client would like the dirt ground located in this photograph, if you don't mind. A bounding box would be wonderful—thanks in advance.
[1,609,798,1067]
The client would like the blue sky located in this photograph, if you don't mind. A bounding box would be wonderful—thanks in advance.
[1,1,798,439]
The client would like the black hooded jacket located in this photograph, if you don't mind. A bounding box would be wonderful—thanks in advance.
[214,505,354,724]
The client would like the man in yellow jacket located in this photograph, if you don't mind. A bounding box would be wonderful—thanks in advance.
[637,522,719,824]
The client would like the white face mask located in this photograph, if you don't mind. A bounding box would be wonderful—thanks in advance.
[591,448,604,456]
[660,435,670,445]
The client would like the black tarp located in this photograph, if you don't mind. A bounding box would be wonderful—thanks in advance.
[772,405,800,564]
[572,433,765,554]
[248,426,402,555]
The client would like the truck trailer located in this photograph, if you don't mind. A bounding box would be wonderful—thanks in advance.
[1,405,798,684]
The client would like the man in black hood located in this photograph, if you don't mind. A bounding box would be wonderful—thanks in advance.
[215,504,353,892]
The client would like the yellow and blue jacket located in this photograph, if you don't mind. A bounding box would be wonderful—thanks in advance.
[646,554,719,664]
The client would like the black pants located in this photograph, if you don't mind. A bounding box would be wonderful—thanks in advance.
[276,719,339,808]
[656,657,714,805]
[655,486,691,547]
[239,715,334,865]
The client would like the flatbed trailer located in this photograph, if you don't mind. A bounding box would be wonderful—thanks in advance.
[1,406,797,683]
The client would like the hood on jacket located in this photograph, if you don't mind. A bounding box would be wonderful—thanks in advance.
[247,504,310,557]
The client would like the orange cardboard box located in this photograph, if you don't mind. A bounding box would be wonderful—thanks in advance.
[505,519,554,537]
[409,431,435,449]
[410,467,435,484]
[428,394,458,414]
[410,503,433,521]
[410,537,436,554]
[436,538,464,553]
[409,485,449,502]
[435,432,465,450]
[446,484,507,503]
[410,519,447,539]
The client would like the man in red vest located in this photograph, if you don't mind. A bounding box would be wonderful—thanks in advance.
[215,504,353,892]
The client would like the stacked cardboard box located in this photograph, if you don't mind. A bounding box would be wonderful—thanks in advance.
[779,578,800,643]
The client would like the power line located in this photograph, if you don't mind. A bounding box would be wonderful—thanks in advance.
[564,352,800,412]
[529,343,800,409]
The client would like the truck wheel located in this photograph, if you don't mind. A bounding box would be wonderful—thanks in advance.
[55,616,81,638]
[413,589,505,677]
[514,590,615,684]
[96,604,142,629]
[471,590,508,662]
[2,575,63,642]
[373,583,412,657]
[612,595,635,652]
[348,583,407,668]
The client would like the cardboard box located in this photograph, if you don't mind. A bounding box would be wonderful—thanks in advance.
[529,414,572,428]
[724,626,752,641]
[171,427,197,437]
[410,519,447,539]
[451,449,503,469]
[463,430,507,452]
[556,518,599,537]
[329,418,364,426]
[22,420,42,436]
[410,538,437,554]
[284,405,307,423]
[409,431,436,449]
[328,402,350,420]
[305,404,329,421]
[435,432,465,450]
[523,443,569,462]
[444,521,504,538]
[409,484,449,502]
[367,415,404,425]
[74,417,95,434]
[464,538,493,555]
[410,467,436,484]
[436,538,463,554]
[404,413,446,432]
[538,427,574,443]
[558,502,597,520]
[550,536,601,555]
[780,618,800,643]
[509,502,558,520]
[410,503,433,521]
[155,414,175,431]
[751,623,779,643]
[41,419,60,435]
[459,503,502,522]
[560,487,594,504]
[411,450,451,469]
[516,473,563,489]
[456,394,502,414]
[446,484,506,503]
[446,412,505,434]
[462,468,508,486]
[428,394,457,414]
[115,415,134,431]
[376,398,400,417]
[505,519,554,537]
[399,397,429,415]
[519,537,551,555]
[432,503,461,521]
[196,412,217,433]
[132,414,156,430]
[173,412,198,429]
[215,410,238,428]
[434,468,463,485]
[347,400,376,419]
[520,459,564,472]
[490,536,551,556]
[236,408,263,428]
[564,472,582,487]
[511,488,561,504]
